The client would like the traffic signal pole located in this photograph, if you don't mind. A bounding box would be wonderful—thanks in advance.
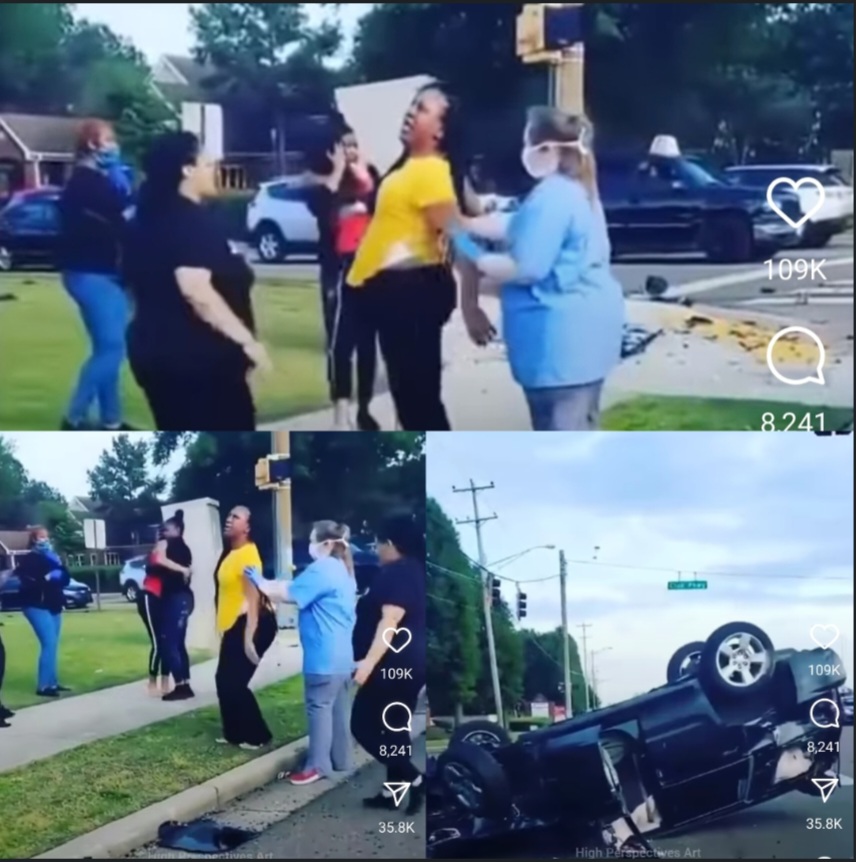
[272,432,293,628]
[559,550,573,718]
[455,480,504,727]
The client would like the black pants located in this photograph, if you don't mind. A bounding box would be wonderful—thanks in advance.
[0,632,6,694]
[130,357,256,431]
[321,256,378,404]
[138,591,165,678]
[351,666,425,783]
[162,591,194,682]
[216,613,277,745]
[365,266,455,430]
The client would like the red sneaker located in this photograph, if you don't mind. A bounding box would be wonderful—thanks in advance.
[289,768,322,786]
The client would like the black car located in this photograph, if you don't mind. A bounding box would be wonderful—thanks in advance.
[427,621,847,858]
[599,154,804,263]
[0,188,61,271]
[0,572,93,611]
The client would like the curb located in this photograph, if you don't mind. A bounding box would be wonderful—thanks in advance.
[36,737,308,859]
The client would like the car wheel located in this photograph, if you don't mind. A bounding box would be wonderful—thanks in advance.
[124,581,138,603]
[802,225,833,249]
[449,719,512,753]
[702,214,754,263]
[667,641,706,683]
[0,246,12,272]
[699,621,775,699]
[255,224,286,263]
[437,742,512,819]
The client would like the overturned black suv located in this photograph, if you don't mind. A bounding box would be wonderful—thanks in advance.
[427,621,847,858]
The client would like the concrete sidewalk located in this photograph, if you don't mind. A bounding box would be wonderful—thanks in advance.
[265,296,853,432]
[0,630,303,774]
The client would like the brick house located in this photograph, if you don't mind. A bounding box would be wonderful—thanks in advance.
[0,113,82,197]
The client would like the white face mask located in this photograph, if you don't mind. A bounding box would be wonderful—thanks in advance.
[520,126,590,180]
[308,535,348,560]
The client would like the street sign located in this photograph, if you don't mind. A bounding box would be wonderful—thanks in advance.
[255,455,292,490]
[83,518,106,550]
[667,580,708,591]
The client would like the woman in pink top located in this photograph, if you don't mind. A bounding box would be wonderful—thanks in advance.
[306,125,381,431]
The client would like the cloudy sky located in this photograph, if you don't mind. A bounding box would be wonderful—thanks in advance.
[76,3,372,62]
[3,432,185,500]
[427,432,854,705]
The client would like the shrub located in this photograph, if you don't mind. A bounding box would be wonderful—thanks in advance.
[68,566,122,593]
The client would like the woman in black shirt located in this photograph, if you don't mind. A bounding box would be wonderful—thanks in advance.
[123,132,272,430]
[148,510,195,702]
[351,513,426,815]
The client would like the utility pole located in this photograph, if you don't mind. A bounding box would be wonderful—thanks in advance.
[454,480,503,726]
[558,550,572,718]
[577,622,592,712]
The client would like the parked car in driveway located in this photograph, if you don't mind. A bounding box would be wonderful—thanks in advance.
[724,164,854,248]
[119,555,147,603]
[427,620,847,858]
[0,187,62,272]
[246,178,320,263]
[598,138,803,263]
[0,572,93,610]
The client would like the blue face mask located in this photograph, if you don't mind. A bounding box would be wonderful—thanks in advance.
[95,146,122,169]
[35,538,52,552]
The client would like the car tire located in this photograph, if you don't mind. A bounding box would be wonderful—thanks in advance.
[666,640,706,683]
[702,213,754,263]
[802,225,833,249]
[0,246,13,272]
[124,581,138,603]
[449,719,512,753]
[699,621,776,699]
[255,223,286,263]
[437,742,512,819]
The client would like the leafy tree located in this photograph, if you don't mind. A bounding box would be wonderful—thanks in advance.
[191,3,342,172]
[521,628,595,713]
[426,498,481,720]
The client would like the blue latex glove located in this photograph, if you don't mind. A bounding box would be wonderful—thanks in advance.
[46,569,64,582]
[449,228,485,264]
[243,565,263,586]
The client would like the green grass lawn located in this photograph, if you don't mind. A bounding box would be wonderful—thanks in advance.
[0,273,329,429]
[0,675,307,859]
[0,606,212,710]
[603,396,852,431]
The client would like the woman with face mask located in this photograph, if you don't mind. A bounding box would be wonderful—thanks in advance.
[57,119,134,431]
[244,521,357,786]
[0,576,11,726]
[450,108,625,431]
[123,132,272,430]
[13,527,71,697]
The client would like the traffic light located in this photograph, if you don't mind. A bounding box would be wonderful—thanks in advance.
[254,455,292,490]
[544,4,584,51]
[491,578,502,605]
[517,590,528,621]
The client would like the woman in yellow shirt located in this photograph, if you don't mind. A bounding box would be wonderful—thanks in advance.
[347,82,469,431]
[214,505,278,749]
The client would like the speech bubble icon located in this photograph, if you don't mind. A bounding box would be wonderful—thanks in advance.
[766,326,826,386]
[381,702,413,734]
[809,698,841,730]
[767,177,826,229]
[382,626,413,654]
[810,624,841,650]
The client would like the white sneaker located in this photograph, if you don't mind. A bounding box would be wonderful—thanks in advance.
[332,400,353,431]
[239,742,265,751]
[215,738,229,745]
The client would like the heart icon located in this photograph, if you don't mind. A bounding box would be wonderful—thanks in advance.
[810,624,840,650]
[766,177,826,230]
[382,627,412,654]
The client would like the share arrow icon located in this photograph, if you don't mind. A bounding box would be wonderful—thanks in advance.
[383,782,411,808]
[811,776,839,803]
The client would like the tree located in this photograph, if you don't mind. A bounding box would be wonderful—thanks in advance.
[426,498,481,720]
[521,628,595,713]
[191,3,342,172]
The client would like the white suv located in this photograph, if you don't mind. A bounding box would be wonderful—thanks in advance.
[246,178,319,263]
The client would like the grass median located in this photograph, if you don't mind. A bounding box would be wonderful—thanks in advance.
[0,273,329,430]
[0,675,307,859]
[603,396,852,431]
[0,606,213,710]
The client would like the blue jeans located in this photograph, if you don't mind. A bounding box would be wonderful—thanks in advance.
[161,591,194,683]
[524,380,604,431]
[63,271,129,427]
[304,673,354,776]
[22,607,62,691]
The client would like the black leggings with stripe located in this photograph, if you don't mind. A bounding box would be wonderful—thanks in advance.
[137,591,165,678]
